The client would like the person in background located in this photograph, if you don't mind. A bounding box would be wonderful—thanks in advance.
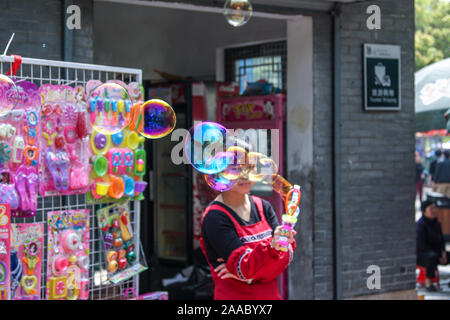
[433,150,450,197]
[429,149,442,185]
[417,200,450,292]
[416,151,425,203]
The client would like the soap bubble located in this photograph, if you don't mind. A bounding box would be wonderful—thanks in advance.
[266,174,292,200]
[88,82,132,135]
[139,99,176,139]
[185,122,230,174]
[205,151,235,176]
[224,0,253,27]
[218,146,249,181]
[247,152,278,182]
[204,173,237,192]
[0,75,18,116]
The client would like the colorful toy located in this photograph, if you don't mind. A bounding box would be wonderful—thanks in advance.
[86,81,176,204]
[39,84,90,197]
[86,81,133,135]
[123,288,168,300]
[0,204,11,300]
[0,80,41,217]
[278,185,301,252]
[46,209,89,300]
[97,202,147,284]
[10,223,44,300]
[86,82,140,203]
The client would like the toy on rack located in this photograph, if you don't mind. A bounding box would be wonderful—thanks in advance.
[46,209,90,300]
[38,84,90,197]
[123,288,168,300]
[0,78,41,217]
[86,80,176,204]
[185,122,302,250]
[10,223,44,300]
[0,204,11,300]
[97,201,147,284]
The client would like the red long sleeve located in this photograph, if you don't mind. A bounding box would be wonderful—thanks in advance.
[226,238,296,283]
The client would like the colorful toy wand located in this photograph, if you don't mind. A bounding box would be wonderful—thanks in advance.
[264,174,301,252]
[278,185,301,252]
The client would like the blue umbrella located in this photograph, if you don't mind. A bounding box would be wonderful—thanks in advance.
[415,58,450,132]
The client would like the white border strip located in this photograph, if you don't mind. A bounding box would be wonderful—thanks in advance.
[95,0,303,20]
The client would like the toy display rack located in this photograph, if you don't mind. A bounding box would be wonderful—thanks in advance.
[1,55,143,300]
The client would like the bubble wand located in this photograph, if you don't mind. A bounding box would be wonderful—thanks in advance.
[278,183,301,252]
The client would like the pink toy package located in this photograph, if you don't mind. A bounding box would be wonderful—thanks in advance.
[46,209,90,300]
[0,81,41,217]
[0,204,11,300]
[39,84,90,196]
[10,222,44,300]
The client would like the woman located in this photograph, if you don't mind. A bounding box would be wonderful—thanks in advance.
[200,177,296,300]
[417,199,450,291]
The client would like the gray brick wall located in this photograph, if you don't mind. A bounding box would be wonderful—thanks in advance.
[311,0,415,300]
[0,0,93,63]
[312,12,334,300]
[338,0,416,298]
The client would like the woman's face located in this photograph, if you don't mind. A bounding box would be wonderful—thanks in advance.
[229,178,255,195]
[425,204,438,219]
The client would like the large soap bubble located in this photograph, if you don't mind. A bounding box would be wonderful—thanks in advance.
[185,122,230,174]
[88,82,132,135]
[138,99,176,139]
[217,146,249,181]
[247,152,278,183]
[204,172,237,192]
[224,0,253,27]
[0,75,18,117]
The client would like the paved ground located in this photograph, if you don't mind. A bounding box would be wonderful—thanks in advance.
[417,265,450,300]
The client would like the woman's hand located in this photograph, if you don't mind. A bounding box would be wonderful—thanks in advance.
[271,226,296,251]
[214,258,248,281]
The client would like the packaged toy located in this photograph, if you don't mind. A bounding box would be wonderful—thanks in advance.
[97,201,147,284]
[0,204,11,300]
[0,80,41,217]
[11,223,44,300]
[46,209,90,300]
[39,84,90,196]
[85,80,175,204]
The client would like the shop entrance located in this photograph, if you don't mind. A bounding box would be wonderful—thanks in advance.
[139,81,192,284]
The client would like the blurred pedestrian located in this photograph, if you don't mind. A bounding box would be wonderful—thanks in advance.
[417,200,450,292]
[416,151,425,203]
[429,149,443,185]
[433,150,450,197]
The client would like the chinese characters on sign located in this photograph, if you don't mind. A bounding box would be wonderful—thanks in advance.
[364,43,401,110]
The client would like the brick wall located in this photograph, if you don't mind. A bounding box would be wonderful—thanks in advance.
[312,11,334,300]
[0,0,93,63]
[338,0,416,298]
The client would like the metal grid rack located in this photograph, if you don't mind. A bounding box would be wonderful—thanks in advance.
[224,40,287,94]
[1,55,144,300]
